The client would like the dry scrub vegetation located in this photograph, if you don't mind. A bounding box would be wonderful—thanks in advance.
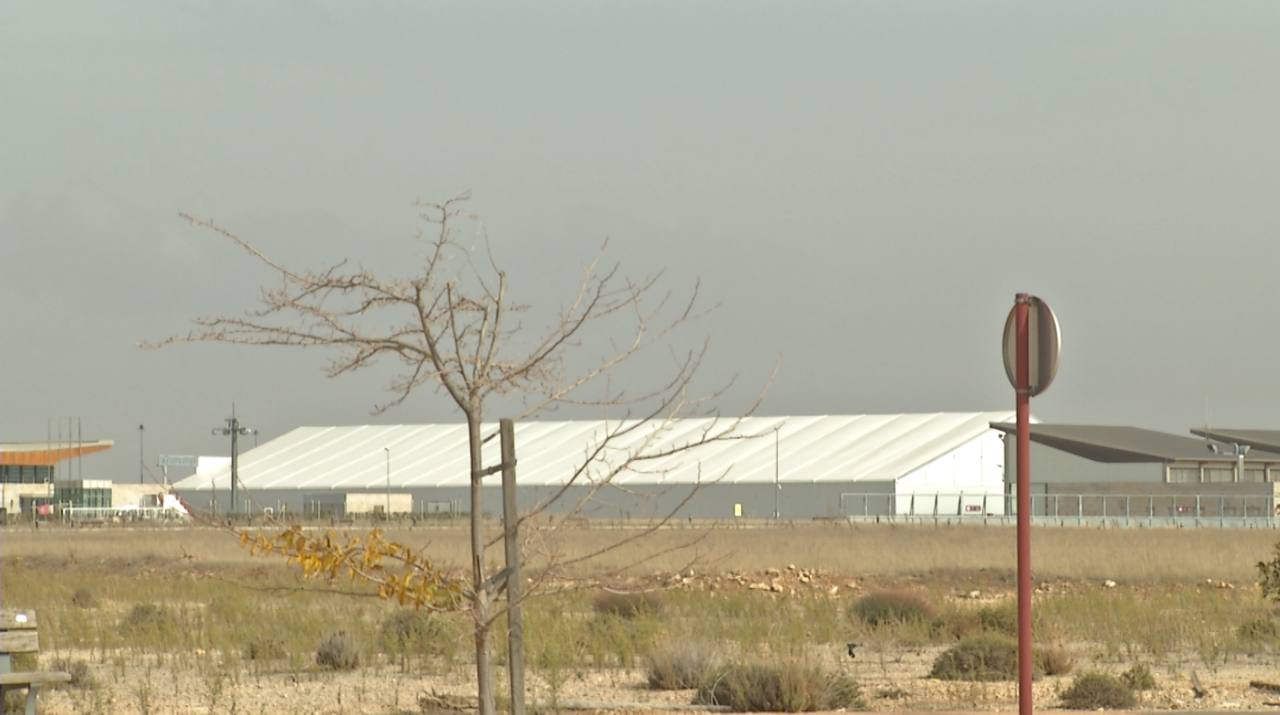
[2,521,1278,714]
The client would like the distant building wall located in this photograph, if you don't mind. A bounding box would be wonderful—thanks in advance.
[185,480,901,520]
[1004,440,1164,485]
[346,493,413,515]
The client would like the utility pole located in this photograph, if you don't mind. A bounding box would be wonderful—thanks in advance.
[139,424,145,484]
[213,407,254,517]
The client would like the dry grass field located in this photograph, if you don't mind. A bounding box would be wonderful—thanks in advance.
[2,521,1279,715]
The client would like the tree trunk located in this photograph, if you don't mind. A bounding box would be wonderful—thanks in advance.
[468,411,496,715]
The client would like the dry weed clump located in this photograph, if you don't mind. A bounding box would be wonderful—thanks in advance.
[315,631,360,671]
[120,603,177,637]
[696,661,864,712]
[591,590,665,619]
[246,636,288,661]
[1238,618,1279,642]
[1120,663,1157,690]
[1060,672,1136,709]
[647,640,721,690]
[1036,645,1074,676]
[379,609,445,656]
[850,590,936,627]
[49,657,93,689]
[71,587,97,609]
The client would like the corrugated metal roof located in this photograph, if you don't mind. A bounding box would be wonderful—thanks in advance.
[172,412,1016,493]
[989,423,1280,463]
[1189,428,1280,454]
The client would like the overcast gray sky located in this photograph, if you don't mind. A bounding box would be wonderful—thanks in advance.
[3,2,1277,483]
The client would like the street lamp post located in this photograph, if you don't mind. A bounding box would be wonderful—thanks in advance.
[213,408,254,518]
[384,447,391,519]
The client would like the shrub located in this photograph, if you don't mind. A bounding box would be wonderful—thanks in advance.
[937,601,1018,640]
[929,635,1022,681]
[246,637,288,661]
[121,603,174,635]
[696,661,863,712]
[1060,672,1136,710]
[1120,663,1157,691]
[850,590,936,627]
[647,641,721,690]
[976,602,1018,637]
[1239,618,1279,641]
[71,588,98,609]
[315,631,360,671]
[1036,645,1074,676]
[379,609,443,655]
[591,590,665,619]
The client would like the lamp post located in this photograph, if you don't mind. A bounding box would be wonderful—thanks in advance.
[384,447,391,518]
[139,424,145,484]
[213,408,254,517]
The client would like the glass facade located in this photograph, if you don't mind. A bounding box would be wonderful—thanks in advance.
[53,486,112,508]
[1,465,56,483]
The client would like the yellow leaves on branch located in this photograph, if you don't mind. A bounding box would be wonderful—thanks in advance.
[241,526,462,610]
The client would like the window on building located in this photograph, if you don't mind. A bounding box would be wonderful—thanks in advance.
[1203,467,1235,483]
[1,465,56,484]
[1167,467,1200,483]
[1243,469,1267,483]
[53,486,112,508]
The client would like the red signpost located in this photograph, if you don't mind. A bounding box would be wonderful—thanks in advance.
[1002,294,1061,715]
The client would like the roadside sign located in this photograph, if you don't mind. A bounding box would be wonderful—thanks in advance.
[157,454,199,468]
[1002,297,1061,396]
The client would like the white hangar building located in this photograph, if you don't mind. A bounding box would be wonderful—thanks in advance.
[171,412,1016,520]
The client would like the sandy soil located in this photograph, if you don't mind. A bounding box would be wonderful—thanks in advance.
[23,638,1280,715]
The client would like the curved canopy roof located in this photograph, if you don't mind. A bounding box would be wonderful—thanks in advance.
[0,440,115,466]
[172,412,1014,493]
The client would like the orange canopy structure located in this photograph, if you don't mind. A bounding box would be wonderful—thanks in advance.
[0,441,114,467]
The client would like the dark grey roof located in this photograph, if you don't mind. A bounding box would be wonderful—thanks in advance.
[1189,428,1280,454]
[989,423,1280,464]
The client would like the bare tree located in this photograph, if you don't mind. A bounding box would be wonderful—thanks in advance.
[146,193,764,715]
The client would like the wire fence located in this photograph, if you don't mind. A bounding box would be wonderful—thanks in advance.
[838,491,1278,528]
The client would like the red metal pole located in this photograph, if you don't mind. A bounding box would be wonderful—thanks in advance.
[1015,293,1032,715]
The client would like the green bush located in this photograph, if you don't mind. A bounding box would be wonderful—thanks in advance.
[315,631,360,671]
[1120,663,1156,691]
[1060,672,1136,710]
[591,590,665,619]
[647,641,720,690]
[696,661,863,712]
[929,635,1022,681]
[850,590,936,627]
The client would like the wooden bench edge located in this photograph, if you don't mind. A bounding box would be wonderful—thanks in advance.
[0,671,73,686]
